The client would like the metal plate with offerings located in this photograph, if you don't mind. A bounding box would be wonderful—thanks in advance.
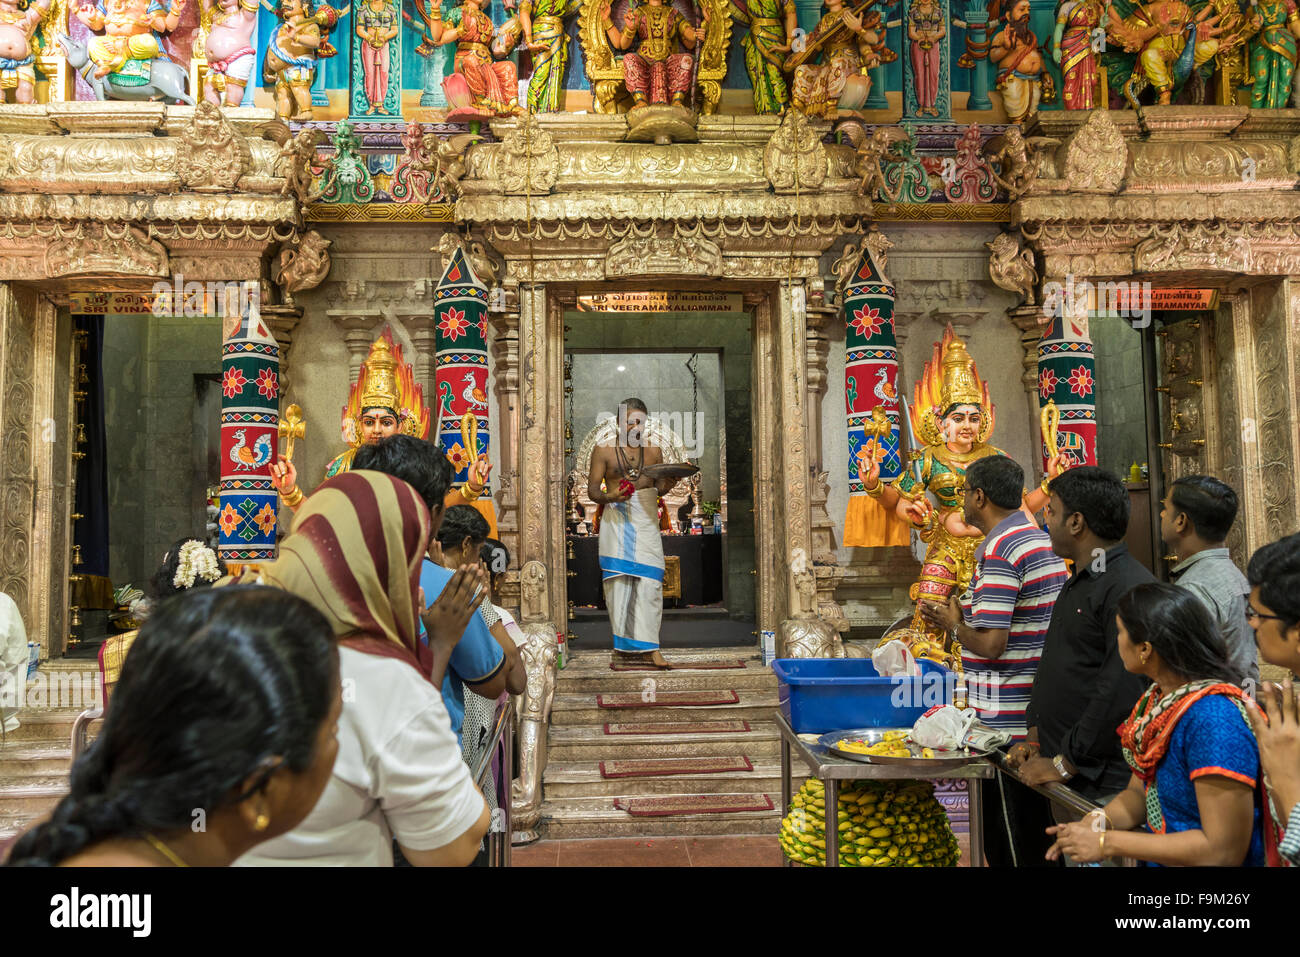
[819,728,997,773]
[640,462,700,480]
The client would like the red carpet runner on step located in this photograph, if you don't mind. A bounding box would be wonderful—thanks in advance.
[614,794,776,816]
[597,690,741,708]
[599,755,754,778]
[609,659,747,672]
[603,719,752,735]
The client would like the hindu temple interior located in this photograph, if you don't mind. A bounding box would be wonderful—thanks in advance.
[2,0,1299,878]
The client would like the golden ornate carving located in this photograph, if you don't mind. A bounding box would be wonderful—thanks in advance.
[763,110,827,194]
[435,232,501,287]
[604,234,722,277]
[1133,223,1252,273]
[0,138,11,180]
[1128,140,1292,191]
[264,121,327,205]
[418,131,480,200]
[1060,109,1127,193]
[274,230,332,305]
[43,225,167,279]
[175,101,249,192]
[778,617,845,657]
[985,230,1038,305]
[495,114,560,195]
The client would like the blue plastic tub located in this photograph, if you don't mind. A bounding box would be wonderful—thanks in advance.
[772,658,957,734]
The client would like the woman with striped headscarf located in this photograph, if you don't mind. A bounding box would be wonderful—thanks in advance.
[233,469,492,867]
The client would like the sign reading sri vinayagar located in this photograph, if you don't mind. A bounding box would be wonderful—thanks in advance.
[576,291,743,313]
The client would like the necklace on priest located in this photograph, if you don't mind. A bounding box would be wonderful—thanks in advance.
[617,443,644,481]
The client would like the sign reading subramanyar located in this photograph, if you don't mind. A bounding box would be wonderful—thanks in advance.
[576,291,743,313]
[1111,287,1220,312]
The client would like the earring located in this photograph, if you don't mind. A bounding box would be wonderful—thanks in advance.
[254,812,270,832]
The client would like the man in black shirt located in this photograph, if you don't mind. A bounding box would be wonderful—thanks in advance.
[1008,466,1152,803]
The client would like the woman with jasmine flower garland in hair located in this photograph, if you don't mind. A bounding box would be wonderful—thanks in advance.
[99,538,228,705]
[1046,583,1264,866]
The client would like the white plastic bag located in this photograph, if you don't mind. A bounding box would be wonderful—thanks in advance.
[872,639,920,678]
[910,704,976,750]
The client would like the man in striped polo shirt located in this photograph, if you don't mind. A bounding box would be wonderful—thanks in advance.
[920,454,1067,866]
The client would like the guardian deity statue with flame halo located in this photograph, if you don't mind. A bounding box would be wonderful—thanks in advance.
[858,325,1066,668]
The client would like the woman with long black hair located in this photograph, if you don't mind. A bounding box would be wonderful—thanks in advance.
[5,586,342,867]
[1046,582,1263,866]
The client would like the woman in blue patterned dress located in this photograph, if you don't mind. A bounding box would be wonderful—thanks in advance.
[1045,584,1264,866]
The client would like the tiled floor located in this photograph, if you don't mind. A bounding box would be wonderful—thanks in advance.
[510,832,973,866]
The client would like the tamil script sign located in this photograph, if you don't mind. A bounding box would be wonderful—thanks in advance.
[576,291,743,313]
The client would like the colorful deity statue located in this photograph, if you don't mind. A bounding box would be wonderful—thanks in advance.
[198,0,257,106]
[787,0,882,118]
[1247,0,1300,107]
[263,0,339,122]
[859,326,1066,668]
[908,0,946,116]
[269,327,496,534]
[732,0,797,114]
[74,0,183,80]
[517,0,581,111]
[1104,0,1223,105]
[990,0,1048,121]
[431,0,521,117]
[356,0,398,114]
[601,0,710,108]
[1053,0,1106,108]
[324,332,430,479]
[0,0,52,103]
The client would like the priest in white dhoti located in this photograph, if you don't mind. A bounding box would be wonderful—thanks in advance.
[587,398,684,669]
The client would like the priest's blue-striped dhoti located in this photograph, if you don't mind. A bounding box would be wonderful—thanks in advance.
[599,486,664,652]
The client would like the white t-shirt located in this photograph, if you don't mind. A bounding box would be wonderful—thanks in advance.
[237,646,486,867]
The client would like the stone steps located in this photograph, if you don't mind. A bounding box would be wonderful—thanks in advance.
[543,759,802,798]
[538,645,785,839]
[0,742,75,779]
[539,795,782,839]
[547,722,782,761]
[551,690,780,726]
[1,708,91,743]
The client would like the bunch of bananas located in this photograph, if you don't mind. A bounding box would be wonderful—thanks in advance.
[779,778,961,867]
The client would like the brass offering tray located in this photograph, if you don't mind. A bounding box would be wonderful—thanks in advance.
[819,728,995,773]
[641,462,700,480]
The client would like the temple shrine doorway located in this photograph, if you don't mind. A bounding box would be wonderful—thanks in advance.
[561,293,758,649]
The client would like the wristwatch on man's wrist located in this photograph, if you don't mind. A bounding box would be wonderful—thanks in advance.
[1052,753,1072,780]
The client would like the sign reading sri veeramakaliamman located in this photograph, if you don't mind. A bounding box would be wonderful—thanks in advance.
[576,292,743,313]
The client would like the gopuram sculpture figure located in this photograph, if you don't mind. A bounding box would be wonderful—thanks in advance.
[198,0,257,106]
[732,0,797,114]
[990,0,1049,122]
[431,0,522,117]
[1247,0,1300,107]
[1104,0,1227,105]
[1052,0,1106,108]
[262,0,340,122]
[73,0,183,80]
[580,0,731,119]
[785,0,884,118]
[0,0,52,103]
[859,326,1067,668]
[517,0,582,111]
[600,0,710,108]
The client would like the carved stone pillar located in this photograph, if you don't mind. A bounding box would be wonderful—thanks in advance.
[0,285,71,657]
[771,280,843,657]
[805,299,849,636]
[262,305,302,394]
[396,307,438,401]
[516,283,564,632]
[329,309,384,379]
[489,302,522,577]
[1008,302,1046,482]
